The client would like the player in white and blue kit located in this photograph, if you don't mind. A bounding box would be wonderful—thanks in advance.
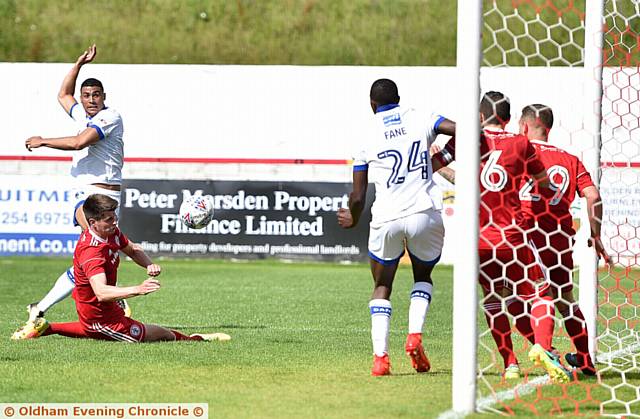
[19,45,134,329]
[338,79,455,376]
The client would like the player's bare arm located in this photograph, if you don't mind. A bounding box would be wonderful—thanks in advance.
[338,170,368,229]
[25,127,101,152]
[582,185,611,264]
[436,167,456,184]
[121,242,162,277]
[89,272,160,302]
[58,44,97,113]
[436,118,456,136]
[428,145,456,184]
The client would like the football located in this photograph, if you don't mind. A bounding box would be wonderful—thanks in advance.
[179,195,214,229]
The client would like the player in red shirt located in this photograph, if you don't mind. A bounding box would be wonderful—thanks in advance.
[12,194,229,343]
[519,104,610,375]
[433,91,572,383]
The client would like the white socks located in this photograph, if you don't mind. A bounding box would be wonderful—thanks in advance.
[369,299,392,356]
[408,282,433,334]
[37,267,75,313]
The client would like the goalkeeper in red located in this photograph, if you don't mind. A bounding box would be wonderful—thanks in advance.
[519,104,610,375]
[432,91,572,383]
[12,194,229,343]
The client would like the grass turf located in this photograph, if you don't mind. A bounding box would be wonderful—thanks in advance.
[0,257,636,418]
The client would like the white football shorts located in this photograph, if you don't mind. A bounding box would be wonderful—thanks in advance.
[72,185,122,226]
[368,208,444,266]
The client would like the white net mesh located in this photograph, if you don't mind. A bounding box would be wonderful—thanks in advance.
[477,0,640,416]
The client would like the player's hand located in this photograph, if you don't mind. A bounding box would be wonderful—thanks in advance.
[25,136,44,151]
[146,264,161,277]
[429,144,442,157]
[589,235,612,266]
[76,44,97,66]
[137,278,161,295]
[337,208,354,229]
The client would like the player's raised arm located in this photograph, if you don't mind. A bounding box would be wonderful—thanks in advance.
[58,44,97,114]
[121,242,162,277]
[89,272,160,302]
[338,170,368,229]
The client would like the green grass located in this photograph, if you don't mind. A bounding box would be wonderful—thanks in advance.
[0,0,456,65]
[0,257,637,418]
[3,1,638,66]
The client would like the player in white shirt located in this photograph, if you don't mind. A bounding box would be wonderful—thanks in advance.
[18,45,134,330]
[338,79,455,376]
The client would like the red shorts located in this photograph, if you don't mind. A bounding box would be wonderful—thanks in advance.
[84,317,146,343]
[479,246,548,300]
[528,229,574,293]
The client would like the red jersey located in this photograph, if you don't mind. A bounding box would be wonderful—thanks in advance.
[520,140,595,236]
[436,129,546,249]
[72,227,129,327]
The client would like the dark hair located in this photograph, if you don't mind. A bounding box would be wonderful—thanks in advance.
[81,78,104,91]
[480,91,510,125]
[370,78,400,106]
[521,103,554,130]
[83,194,118,221]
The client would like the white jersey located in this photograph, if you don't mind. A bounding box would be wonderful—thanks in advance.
[69,103,124,186]
[353,104,444,226]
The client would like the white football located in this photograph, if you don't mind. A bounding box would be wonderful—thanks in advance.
[179,195,214,229]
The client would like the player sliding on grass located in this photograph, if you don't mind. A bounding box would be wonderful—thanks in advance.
[21,44,132,325]
[432,91,572,383]
[338,78,455,376]
[519,104,610,376]
[12,194,230,343]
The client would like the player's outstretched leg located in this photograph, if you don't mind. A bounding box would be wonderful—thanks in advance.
[171,329,231,342]
[26,268,76,322]
[11,318,50,340]
[143,326,231,343]
[406,281,433,373]
[189,333,231,342]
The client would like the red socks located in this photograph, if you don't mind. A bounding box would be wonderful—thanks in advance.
[531,296,555,350]
[45,322,88,338]
[484,302,518,367]
[560,304,590,357]
[172,330,202,341]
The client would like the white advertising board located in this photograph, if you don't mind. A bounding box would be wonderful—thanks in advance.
[0,175,79,256]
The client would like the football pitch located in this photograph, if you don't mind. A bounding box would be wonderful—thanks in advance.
[0,257,615,418]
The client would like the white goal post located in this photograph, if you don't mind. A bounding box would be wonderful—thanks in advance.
[451,0,606,414]
[452,0,482,414]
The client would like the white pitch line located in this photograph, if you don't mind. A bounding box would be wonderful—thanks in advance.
[436,376,550,419]
[437,342,640,419]
[596,341,640,363]
[477,375,550,410]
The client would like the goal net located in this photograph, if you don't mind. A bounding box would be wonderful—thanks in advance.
[464,0,640,416]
